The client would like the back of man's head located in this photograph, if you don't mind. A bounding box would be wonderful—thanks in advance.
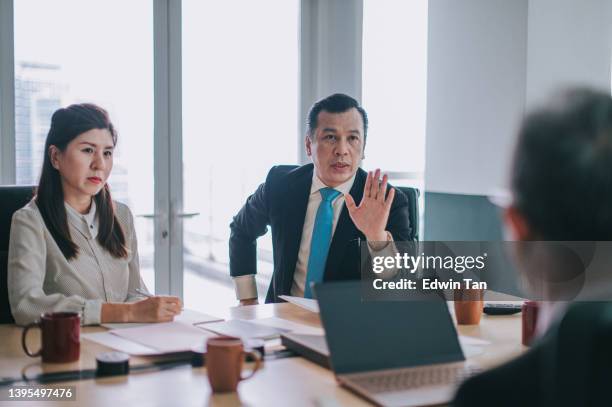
[511,88,612,240]
[307,93,368,142]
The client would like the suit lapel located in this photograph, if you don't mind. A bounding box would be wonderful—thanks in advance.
[324,169,366,280]
[280,165,313,294]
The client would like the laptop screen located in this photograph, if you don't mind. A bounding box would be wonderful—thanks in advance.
[314,281,465,375]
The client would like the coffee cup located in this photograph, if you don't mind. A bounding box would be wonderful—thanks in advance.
[21,312,80,363]
[206,336,262,393]
[522,301,540,346]
[453,288,484,325]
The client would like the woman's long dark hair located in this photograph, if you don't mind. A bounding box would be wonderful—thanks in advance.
[36,103,128,260]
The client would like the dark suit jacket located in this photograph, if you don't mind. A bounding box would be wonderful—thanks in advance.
[229,164,412,303]
[453,336,554,407]
[454,302,612,407]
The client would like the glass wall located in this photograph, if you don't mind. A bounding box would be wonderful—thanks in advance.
[182,0,299,313]
[14,0,156,290]
[362,0,428,186]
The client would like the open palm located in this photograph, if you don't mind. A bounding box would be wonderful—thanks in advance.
[345,169,395,241]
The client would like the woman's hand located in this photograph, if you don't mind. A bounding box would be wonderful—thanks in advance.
[128,296,182,322]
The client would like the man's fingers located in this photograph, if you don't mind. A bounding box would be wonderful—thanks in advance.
[373,169,381,199]
[344,193,357,211]
[364,171,372,198]
[385,187,396,210]
[380,174,388,202]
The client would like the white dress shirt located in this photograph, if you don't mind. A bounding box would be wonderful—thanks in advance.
[233,172,395,300]
[290,173,355,296]
[8,199,149,325]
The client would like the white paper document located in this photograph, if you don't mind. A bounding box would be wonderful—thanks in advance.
[109,321,218,353]
[82,331,160,356]
[458,335,491,358]
[458,335,490,347]
[253,317,324,336]
[101,308,223,330]
[199,319,291,340]
[279,295,320,313]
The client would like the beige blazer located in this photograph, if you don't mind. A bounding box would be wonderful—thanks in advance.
[8,199,148,325]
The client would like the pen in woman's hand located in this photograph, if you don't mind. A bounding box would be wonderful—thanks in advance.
[135,288,184,311]
[135,288,153,298]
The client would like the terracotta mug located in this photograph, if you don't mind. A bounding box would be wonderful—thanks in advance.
[522,301,540,346]
[21,312,80,363]
[453,288,484,325]
[206,336,262,393]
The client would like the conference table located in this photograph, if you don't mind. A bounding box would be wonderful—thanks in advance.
[0,302,524,406]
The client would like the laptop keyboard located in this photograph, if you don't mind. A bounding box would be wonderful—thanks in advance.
[346,363,481,394]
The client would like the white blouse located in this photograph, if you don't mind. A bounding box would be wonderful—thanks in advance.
[7,199,149,325]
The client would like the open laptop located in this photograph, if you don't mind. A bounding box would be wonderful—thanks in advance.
[313,281,479,407]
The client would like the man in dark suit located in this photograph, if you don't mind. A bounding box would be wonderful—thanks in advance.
[229,93,412,305]
[453,88,612,406]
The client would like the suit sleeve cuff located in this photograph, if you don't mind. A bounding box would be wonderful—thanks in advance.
[367,231,394,253]
[233,275,258,300]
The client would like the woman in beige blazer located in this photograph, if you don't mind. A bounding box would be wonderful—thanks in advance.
[8,104,181,325]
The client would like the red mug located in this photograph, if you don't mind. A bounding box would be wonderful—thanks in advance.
[206,336,262,393]
[21,312,80,363]
[522,301,540,346]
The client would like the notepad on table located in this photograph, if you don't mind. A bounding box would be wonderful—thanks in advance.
[110,321,218,353]
[101,308,223,330]
[199,319,291,340]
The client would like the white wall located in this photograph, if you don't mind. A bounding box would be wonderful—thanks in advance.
[425,0,528,195]
[526,0,612,108]
[425,0,612,196]
[300,0,363,163]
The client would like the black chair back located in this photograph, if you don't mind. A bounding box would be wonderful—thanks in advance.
[396,186,420,241]
[0,185,35,324]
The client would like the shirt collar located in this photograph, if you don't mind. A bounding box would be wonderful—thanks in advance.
[310,170,356,197]
[65,200,98,239]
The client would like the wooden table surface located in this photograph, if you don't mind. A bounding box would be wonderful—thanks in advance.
[0,303,524,406]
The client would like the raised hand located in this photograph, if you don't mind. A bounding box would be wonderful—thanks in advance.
[344,169,395,242]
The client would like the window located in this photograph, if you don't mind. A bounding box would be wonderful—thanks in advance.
[182,0,299,313]
[362,0,428,189]
[14,0,156,290]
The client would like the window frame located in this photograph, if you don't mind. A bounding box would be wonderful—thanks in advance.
[1,0,368,301]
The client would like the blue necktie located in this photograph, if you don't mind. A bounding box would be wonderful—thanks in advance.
[304,187,341,298]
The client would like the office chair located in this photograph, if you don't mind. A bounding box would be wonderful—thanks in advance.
[0,185,35,324]
[396,186,420,241]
